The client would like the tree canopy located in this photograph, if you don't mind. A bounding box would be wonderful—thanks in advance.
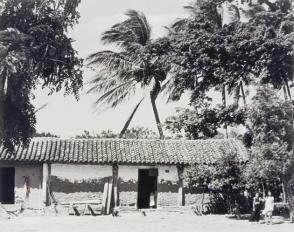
[243,86,294,189]
[166,0,293,101]
[0,0,83,150]
[164,0,294,138]
[75,127,158,139]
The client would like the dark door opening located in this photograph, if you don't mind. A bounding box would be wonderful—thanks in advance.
[0,167,15,204]
[137,168,158,209]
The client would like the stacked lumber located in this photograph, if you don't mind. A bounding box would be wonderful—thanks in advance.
[64,177,114,216]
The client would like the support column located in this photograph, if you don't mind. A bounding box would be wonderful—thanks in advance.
[177,165,185,206]
[42,163,51,206]
[112,163,119,208]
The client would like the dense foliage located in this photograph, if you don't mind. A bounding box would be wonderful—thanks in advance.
[164,0,294,139]
[0,0,83,150]
[185,152,244,213]
[165,0,294,101]
[165,95,246,139]
[243,87,294,192]
[75,127,158,139]
[165,0,294,217]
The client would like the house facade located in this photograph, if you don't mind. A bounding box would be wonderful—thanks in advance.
[0,138,247,211]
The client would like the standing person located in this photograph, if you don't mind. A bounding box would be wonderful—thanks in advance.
[243,189,250,213]
[262,191,275,225]
[249,192,263,222]
[149,192,156,209]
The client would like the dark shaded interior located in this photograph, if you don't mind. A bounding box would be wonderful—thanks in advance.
[137,169,158,209]
[0,167,15,204]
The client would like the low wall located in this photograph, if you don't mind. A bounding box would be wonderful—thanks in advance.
[51,164,111,203]
[50,164,208,208]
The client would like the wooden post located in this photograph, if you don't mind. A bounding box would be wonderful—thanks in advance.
[101,180,109,214]
[112,164,119,208]
[177,166,185,206]
[42,163,51,206]
[106,178,113,215]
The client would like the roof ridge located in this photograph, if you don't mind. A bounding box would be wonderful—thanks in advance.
[30,137,239,143]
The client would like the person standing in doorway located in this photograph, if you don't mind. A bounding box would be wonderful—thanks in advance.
[149,192,156,208]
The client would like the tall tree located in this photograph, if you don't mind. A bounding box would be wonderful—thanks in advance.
[243,86,294,221]
[166,0,293,102]
[87,10,170,139]
[0,0,83,150]
[163,0,294,138]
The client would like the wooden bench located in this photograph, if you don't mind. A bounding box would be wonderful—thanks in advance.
[60,201,102,216]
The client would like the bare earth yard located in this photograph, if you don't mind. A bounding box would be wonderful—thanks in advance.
[1,213,293,232]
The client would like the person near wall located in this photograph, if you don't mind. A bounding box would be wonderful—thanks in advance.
[149,192,156,209]
[249,192,263,222]
[262,191,275,225]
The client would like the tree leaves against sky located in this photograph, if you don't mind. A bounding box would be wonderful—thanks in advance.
[0,0,83,150]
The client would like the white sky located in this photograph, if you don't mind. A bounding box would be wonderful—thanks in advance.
[32,0,191,138]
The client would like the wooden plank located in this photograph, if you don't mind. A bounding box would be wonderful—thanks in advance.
[60,200,101,205]
[106,177,113,215]
[101,178,109,214]
[112,164,119,208]
[82,204,88,215]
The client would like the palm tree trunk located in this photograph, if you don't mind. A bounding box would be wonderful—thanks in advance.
[261,181,266,198]
[0,69,7,99]
[240,81,247,106]
[0,73,6,137]
[150,94,164,139]
[119,96,145,138]
[285,79,292,100]
[222,84,228,138]
[150,80,164,139]
[283,86,288,101]
[281,180,287,203]
[287,181,294,223]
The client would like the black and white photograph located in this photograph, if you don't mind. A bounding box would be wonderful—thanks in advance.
[0,0,294,231]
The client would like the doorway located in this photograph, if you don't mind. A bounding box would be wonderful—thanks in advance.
[0,167,15,204]
[137,168,158,209]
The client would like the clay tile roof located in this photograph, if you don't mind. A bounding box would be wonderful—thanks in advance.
[0,138,248,165]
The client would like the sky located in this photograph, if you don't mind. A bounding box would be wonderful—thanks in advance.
[32,0,191,138]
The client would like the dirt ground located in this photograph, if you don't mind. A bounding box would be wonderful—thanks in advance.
[0,212,293,232]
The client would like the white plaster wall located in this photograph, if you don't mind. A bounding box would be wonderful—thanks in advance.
[51,164,112,181]
[158,166,178,182]
[0,163,43,209]
[118,165,178,182]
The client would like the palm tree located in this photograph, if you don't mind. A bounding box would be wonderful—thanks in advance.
[87,10,168,139]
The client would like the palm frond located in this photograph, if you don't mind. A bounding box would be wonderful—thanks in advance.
[169,18,190,32]
[87,50,142,72]
[88,77,138,108]
[101,10,151,48]
[124,10,151,45]
[161,74,184,102]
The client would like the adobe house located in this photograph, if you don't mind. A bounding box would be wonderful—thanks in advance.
[0,138,247,211]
